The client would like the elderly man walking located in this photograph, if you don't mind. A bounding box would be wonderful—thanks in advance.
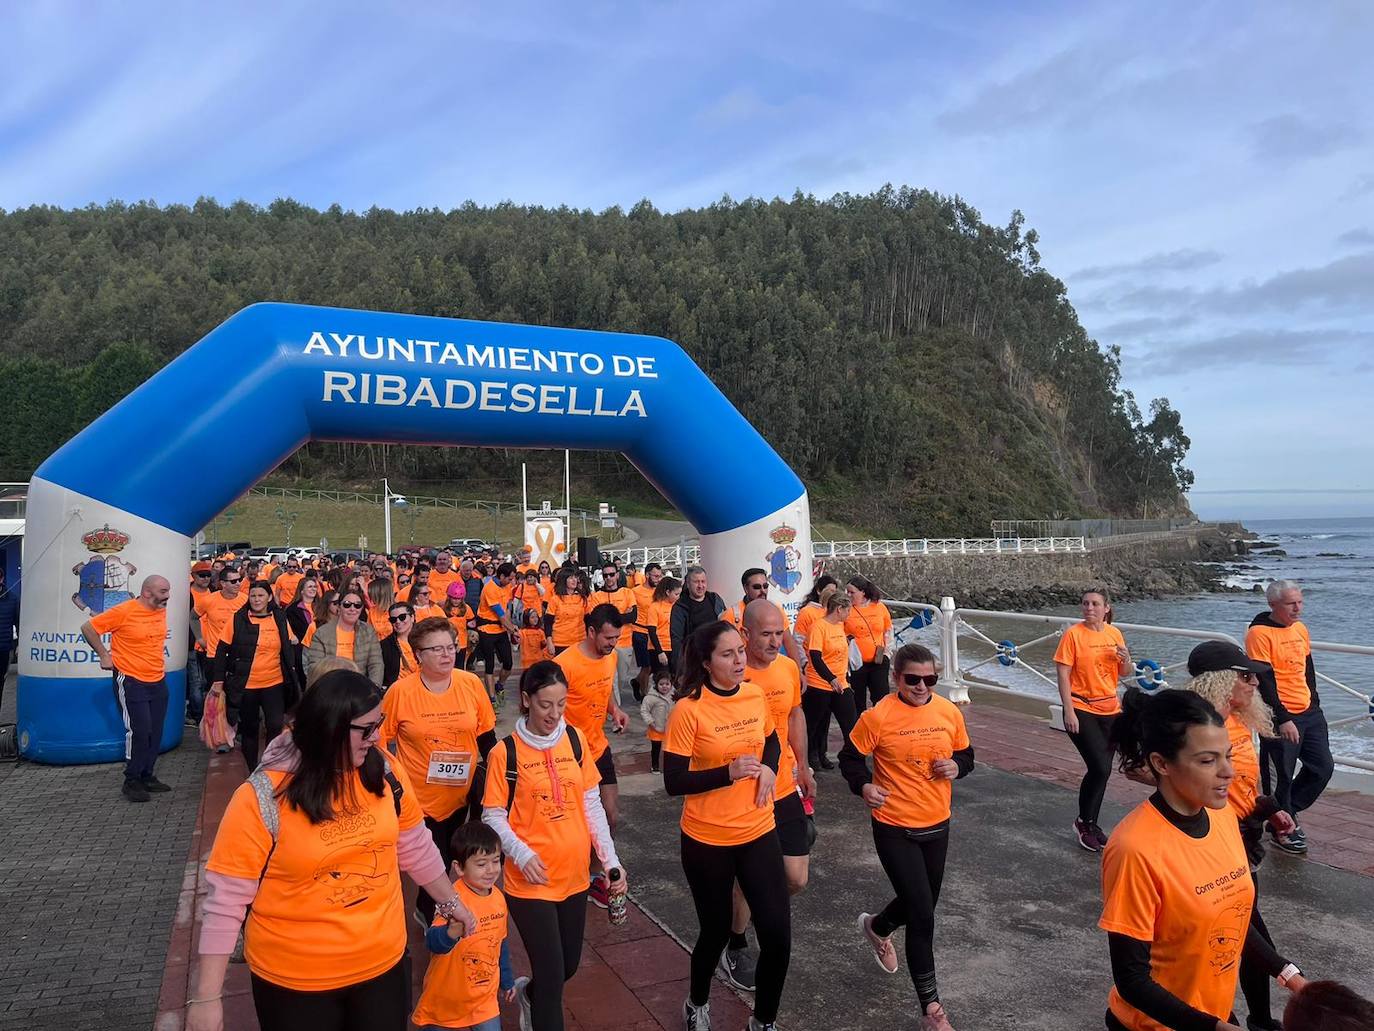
[81,575,173,803]
[1246,579,1333,855]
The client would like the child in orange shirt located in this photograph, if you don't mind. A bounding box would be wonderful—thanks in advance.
[639,668,675,774]
[518,607,553,665]
[413,822,515,1031]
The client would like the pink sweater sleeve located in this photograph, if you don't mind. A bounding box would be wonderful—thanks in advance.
[397,822,446,885]
[199,871,259,955]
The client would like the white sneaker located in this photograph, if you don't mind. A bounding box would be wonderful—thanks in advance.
[515,976,532,1031]
[683,999,712,1031]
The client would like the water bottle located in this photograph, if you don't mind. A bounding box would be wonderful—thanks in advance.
[607,868,628,926]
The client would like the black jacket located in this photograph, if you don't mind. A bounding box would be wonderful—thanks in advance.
[212,607,299,698]
[0,586,18,649]
[669,591,726,672]
[380,634,415,688]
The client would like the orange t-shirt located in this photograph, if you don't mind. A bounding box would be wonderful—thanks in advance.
[481,730,601,901]
[272,572,304,607]
[519,627,549,659]
[194,590,248,656]
[1245,621,1312,715]
[427,569,462,601]
[412,603,445,623]
[367,606,393,642]
[548,594,587,648]
[650,598,675,653]
[380,670,496,820]
[555,645,618,759]
[804,618,849,692]
[589,586,636,647]
[848,693,970,828]
[204,760,425,991]
[477,580,511,635]
[218,611,290,689]
[793,603,824,653]
[633,582,658,630]
[664,683,776,846]
[301,623,317,648]
[1226,715,1260,819]
[1053,622,1126,715]
[413,879,508,1028]
[1100,802,1254,1031]
[89,599,167,682]
[335,625,356,660]
[845,601,893,663]
[743,655,803,801]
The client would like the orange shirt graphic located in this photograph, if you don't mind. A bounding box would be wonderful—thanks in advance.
[1245,621,1312,715]
[272,572,304,607]
[547,594,587,648]
[205,760,425,992]
[478,580,511,635]
[1100,802,1253,1031]
[743,656,803,801]
[89,599,167,682]
[1053,622,1126,715]
[481,731,601,901]
[804,619,849,692]
[555,645,617,759]
[848,693,970,829]
[845,601,892,663]
[664,683,776,846]
[194,590,248,657]
[519,627,550,659]
[1226,715,1260,819]
[414,879,508,1028]
[589,586,636,647]
[380,670,496,820]
[218,612,290,689]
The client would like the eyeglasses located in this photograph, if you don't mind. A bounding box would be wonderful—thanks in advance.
[417,643,458,655]
[222,577,242,584]
[350,718,384,738]
[388,613,411,623]
[340,600,363,609]
[901,673,940,688]
[1237,671,1260,683]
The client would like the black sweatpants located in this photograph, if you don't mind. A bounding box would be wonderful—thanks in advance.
[1260,706,1333,818]
[113,672,168,782]
[237,683,286,771]
[802,685,857,763]
[507,891,588,1031]
[851,659,890,713]
[870,819,950,1009]
[1239,871,1275,1025]
[1066,710,1116,824]
[680,830,791,1024]
[417,806,470,923]
[251,954,409,1031]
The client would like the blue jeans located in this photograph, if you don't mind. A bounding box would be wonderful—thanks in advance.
[185,652,207,722]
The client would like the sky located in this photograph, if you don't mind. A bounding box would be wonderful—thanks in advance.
[3,1,1372,520]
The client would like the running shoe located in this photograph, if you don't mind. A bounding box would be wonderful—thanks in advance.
[1089,821,1109,849]
[746,1019,776,1031]
[514,976,532,1031]
[142,776,172,793]
[816,754,835,770]
[1289,825,1308,848]
[494,687,506,710]
[683,1000,711,1031]
[858,913,899,974]
[719,946,757,992]
[1073,818,1102,853]
[1268,825,1307,855]
[921,1001,956,1031]
[122,779,150,803]
[1245,1015,1282,1031]
[588,872,611,909]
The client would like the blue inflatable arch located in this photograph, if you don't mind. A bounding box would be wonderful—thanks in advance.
[18,303,812,763]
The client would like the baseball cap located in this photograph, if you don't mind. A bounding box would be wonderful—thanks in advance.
[192,561,212,573]
[1186,640,1270,676]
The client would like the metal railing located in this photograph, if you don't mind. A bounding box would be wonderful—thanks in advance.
[247,485,600,521]
[886,597,1374,774]
[602,536,1088,566]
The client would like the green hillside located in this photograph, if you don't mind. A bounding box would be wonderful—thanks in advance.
[0,189,1192,536]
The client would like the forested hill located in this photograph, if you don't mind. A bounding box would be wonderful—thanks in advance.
[0,188,1192,535]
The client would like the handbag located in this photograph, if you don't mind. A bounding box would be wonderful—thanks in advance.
[199,690,234,751]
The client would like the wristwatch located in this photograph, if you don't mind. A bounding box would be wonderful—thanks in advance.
[1276,963,1301,988]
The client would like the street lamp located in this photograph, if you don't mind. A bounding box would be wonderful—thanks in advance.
[382,478,408,556]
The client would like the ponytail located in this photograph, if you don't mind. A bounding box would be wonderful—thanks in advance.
[1110,688,1224,780]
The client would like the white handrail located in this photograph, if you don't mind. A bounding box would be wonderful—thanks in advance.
[601,536,1088,565]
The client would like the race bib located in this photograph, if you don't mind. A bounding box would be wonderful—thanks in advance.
[427,750,474,786]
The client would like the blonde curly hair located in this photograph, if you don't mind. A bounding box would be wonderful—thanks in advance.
[1180,669,1274,737]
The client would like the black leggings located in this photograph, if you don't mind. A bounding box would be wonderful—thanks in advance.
[802,686,857,762]
[238,683,286,771]
[1066,710,1117,824]
[417,807,470,923]
[251,954,408,1031]
[870,820,950,1009]
[851,659,890,713]
[680,831,791,1024]
[507,892,588,1031]
[1239,870,1275,1025]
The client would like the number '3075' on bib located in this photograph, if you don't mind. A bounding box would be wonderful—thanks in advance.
[428,751,474,785]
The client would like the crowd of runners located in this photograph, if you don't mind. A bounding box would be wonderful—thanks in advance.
[69,540,1374,1031]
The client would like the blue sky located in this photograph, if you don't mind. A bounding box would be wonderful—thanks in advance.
[4,1,1372,519]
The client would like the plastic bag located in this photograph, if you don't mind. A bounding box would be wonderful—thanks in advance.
[199,690,234,751]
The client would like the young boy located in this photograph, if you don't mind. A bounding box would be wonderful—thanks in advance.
[413,822,516,1031]
[639,668,675,773]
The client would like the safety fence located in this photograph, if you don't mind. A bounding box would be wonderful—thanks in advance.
[886,599,1374,775]
[247,485,601,521]
[603,536,1088,566]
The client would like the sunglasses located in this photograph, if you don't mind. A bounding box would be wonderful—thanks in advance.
[1237,671,1259,683]
[746,582,768,592]
[194,571,210,577]
[388,613,411,623]
[340,600,363,609]
[222,577,242,584]
[901,673,939,688]
[350,718,384,738]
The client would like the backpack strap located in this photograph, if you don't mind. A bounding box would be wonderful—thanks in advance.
[380,752,404,816]
[566,724,583,765]
[247,769,281,884]
[501,733,518,813]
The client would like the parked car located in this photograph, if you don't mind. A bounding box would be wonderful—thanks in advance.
[448,537,488,551]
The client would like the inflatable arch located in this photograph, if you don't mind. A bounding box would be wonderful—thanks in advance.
[18,303,812,763]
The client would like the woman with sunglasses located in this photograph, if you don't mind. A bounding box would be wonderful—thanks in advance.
[210,581,300,771]
[188,670,476,1031]
[840,643,973,1031]
[284,576,320,695]
[304,589,383,686]
[379,601,418,688]
[380,616,497,926]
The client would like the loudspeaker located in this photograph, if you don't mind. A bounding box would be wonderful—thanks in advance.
[576,536,601,568]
